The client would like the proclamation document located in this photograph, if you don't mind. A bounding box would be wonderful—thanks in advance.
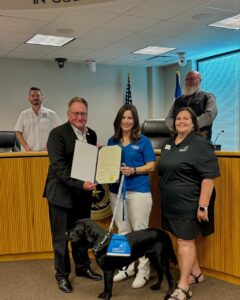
[71,140,121,184]
[95,145,121,184]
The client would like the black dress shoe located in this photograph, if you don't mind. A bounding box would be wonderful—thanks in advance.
[76,268,102,281]
[57,278,73,293]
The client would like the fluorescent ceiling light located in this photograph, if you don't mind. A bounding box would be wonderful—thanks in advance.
[134,46,175,55]
[25,34,75,47]
[209,14,240,30]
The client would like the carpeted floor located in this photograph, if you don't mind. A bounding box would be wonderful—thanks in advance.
[0,259,239,300]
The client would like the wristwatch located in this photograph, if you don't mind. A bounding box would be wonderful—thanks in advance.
[198,206,208,212]
[132,167,137,175]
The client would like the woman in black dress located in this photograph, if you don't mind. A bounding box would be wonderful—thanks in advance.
[158,107,220,300]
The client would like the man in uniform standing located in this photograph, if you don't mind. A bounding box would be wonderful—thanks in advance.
[15,87,61,151]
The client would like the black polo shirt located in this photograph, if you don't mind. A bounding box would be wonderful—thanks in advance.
[158,132,220,219]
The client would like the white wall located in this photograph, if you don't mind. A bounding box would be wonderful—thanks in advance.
[0,58,159,145]
[0,57,192,145]
[146,67,166,119]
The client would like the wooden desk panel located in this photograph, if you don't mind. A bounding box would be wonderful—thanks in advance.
[150,152,240,285]
[196,155,240,284]
[0,152,111,261]
[0,152,239,285]
[0,153,52,259]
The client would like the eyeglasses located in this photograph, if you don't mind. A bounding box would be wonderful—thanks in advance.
[185,77,197,82]
[69,111,88,118]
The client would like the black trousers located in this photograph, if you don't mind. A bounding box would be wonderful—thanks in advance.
[48,195,92,280]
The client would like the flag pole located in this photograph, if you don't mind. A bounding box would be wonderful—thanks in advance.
[174,71,182,99]
[125,73,132,105]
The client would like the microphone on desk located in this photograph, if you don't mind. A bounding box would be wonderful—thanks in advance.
[213,130,224,150]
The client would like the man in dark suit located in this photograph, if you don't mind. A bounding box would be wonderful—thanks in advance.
[44,97,102,293]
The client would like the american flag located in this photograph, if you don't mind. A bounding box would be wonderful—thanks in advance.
[175,71,182,99]
[125,73,132,104]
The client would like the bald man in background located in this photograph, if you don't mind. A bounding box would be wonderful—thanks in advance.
[166,71,217,140]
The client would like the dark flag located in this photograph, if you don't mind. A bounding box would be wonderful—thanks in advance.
[125,73,132,104]
[175,71,182,99]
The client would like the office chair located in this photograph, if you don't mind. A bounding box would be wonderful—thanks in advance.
[0,131,20,152]
[141,119,171,149]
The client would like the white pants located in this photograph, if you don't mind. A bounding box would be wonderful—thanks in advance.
[110,191,153,277]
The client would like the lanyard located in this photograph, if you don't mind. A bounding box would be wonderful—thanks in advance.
[122,176,127,221]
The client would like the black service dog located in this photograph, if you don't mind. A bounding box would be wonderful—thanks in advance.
[66,218,177,300]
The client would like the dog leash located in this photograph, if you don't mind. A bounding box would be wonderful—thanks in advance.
[93,173,125,251]
[109,172,125,233]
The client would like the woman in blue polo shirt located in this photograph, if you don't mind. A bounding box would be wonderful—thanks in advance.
[158,107,220,300]
[108,104,156,289]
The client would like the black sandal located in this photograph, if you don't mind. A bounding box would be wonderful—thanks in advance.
[189,272,204,284]
[168,286,192,300]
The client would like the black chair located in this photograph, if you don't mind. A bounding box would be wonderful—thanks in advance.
[0,131,20,152]
[141,119,171,149]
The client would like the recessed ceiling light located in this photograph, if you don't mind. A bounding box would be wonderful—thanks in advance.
[25,34,75,47]
[134,46,175,55]
[209,14,240,30]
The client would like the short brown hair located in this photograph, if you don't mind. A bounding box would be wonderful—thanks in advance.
[68,97,88,110]
[173,107,202,136]
[29,87,42,95]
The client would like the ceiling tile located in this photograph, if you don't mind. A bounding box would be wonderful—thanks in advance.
[0,8,63,21]
[125,0,205,19]
[80,28,133,42]
[101,15,161,31]
[169,5,238,25]
[39,22,92,37]
[0,31,32,42]
[0,0,238,67]
[53,8,117,27]
[0,16,47,33]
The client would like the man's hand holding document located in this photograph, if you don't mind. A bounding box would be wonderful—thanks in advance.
[71,140,121,184]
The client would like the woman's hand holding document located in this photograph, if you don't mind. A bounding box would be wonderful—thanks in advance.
[71,140,121,184]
